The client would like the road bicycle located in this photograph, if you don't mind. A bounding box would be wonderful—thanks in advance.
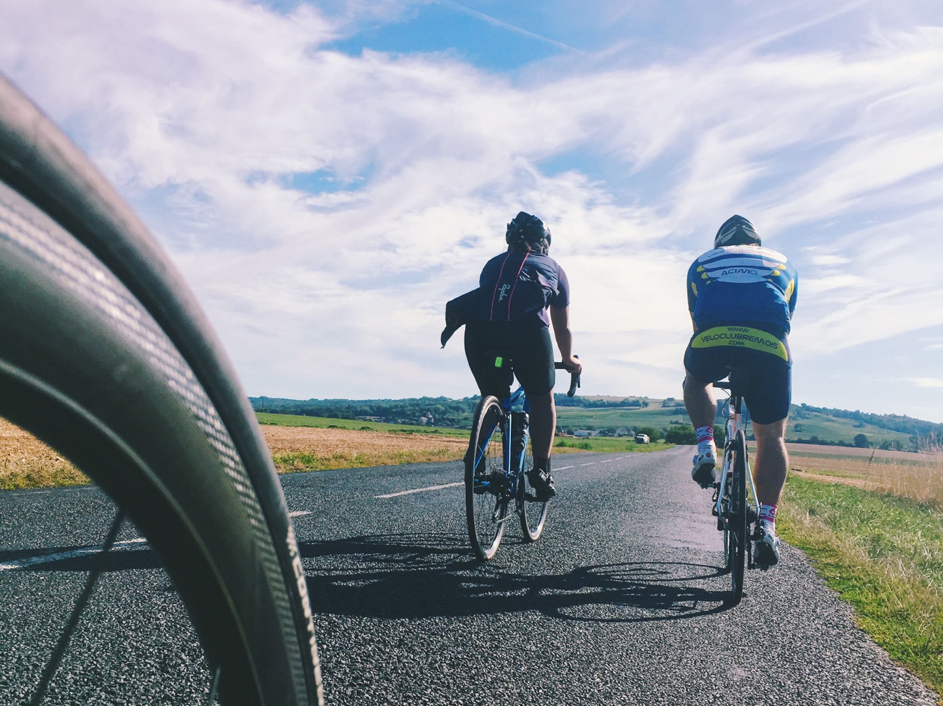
[0,74,322,704]
[711,379,761,606]
[465,356,579,560]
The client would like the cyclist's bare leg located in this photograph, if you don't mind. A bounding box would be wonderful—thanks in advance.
[683,371,716,428]
[528,391,555,458]
[752,418,789,506]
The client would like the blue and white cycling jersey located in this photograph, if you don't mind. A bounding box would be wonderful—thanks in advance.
[686,245,798,338]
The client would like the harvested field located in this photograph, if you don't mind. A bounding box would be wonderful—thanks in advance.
[784,443,943,509]
[0,419,87,489]
[262,425,468,472]
[0,416,590,489]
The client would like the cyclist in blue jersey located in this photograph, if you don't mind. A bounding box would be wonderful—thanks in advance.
[682,215,798,567]
[458,212,581,501]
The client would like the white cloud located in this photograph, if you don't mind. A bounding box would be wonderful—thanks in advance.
[1,0,943,412]
[903,378,943,390]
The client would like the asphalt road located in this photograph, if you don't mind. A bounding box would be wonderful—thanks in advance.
[0,447,937,705]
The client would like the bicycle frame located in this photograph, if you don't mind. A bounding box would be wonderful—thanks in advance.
[471,384,531,519]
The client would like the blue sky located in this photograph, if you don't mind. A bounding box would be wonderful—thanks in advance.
[2,0,943,421]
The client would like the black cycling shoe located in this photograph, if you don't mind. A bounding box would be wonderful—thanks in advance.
[527,468,556,501]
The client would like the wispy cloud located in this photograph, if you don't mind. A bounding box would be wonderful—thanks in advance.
[1,0,942,416]
[435,1,585,54]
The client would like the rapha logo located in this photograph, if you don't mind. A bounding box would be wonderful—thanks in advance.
[497,284,511,302]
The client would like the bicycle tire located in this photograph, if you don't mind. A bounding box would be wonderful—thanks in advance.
[0,75,322,705]
[726,429,748,606]
[465,396,508,560]
[519,449,548,542]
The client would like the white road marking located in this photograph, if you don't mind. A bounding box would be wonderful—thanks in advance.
[578,462,595,467]
[289,510,312,517]
[555,465,574,470]
[375,481,463,499]
[0,538,148,571]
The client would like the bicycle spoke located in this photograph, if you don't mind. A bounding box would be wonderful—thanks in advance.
[207,665,222,705]
[28,509,126,706]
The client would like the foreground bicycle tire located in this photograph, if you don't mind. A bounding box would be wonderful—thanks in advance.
[0,74,323,705]
[465,396,508,560]
[726,430,749,606]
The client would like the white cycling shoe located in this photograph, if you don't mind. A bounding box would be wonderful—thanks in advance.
[753,520,781,568]
[691,441,717,488]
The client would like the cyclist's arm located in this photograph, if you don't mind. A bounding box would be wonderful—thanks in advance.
[549,305,582,375]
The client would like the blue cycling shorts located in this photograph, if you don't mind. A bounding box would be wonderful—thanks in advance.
[684,326,792,424]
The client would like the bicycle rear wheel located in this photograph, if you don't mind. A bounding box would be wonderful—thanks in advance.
[465,396,509,560]
[726,430,748,606]
[0,74,322,705]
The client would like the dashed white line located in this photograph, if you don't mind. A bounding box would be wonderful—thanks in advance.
[289,511,312,518]
[376,481,463,499]
[0,538,148,571]
[555,465,574,470]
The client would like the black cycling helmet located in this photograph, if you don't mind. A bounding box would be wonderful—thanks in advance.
[506,211,551,254]
[714,214,761,248]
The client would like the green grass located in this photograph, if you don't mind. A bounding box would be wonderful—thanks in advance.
[256,412,467,437]
[780,476,943,699]
[555,437,673,453]
[554,403,914,446]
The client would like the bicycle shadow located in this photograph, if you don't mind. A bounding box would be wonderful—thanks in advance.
[299,532,732,623]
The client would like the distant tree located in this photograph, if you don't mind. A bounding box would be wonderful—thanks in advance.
[853,433,869,448]
[664,425,697,444]
[637,426,662,442]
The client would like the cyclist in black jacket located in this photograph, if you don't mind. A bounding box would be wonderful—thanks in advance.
[451,212,581,501]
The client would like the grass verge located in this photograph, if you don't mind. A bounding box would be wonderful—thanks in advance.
[779,475,943,700]
[556,437,673,453]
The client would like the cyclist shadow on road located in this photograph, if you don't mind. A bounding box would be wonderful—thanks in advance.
[299,532,731,623]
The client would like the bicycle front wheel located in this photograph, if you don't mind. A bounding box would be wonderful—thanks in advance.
[465,396,509,560]
[0,74,322,705]
[726,429,748,606]
[519,452,548,542]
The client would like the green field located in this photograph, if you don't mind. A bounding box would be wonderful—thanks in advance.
[555,401,914,447]
[255,412,467,437]
[255,412,673,454]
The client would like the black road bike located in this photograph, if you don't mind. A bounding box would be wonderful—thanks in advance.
[465,356,579,560]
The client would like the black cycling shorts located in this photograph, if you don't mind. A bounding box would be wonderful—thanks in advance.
[465,320,555,400]
[683,327,792,425]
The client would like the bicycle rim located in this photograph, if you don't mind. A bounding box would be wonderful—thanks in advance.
[0,74,322,706]
[465,397,507,560]
[519,449,548,541]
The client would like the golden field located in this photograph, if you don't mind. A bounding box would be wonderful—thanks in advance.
[0,418,474,488]
[785,442,943,508]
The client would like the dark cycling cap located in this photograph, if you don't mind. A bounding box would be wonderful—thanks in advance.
[506,211,551,252]
[714,215,761,248]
